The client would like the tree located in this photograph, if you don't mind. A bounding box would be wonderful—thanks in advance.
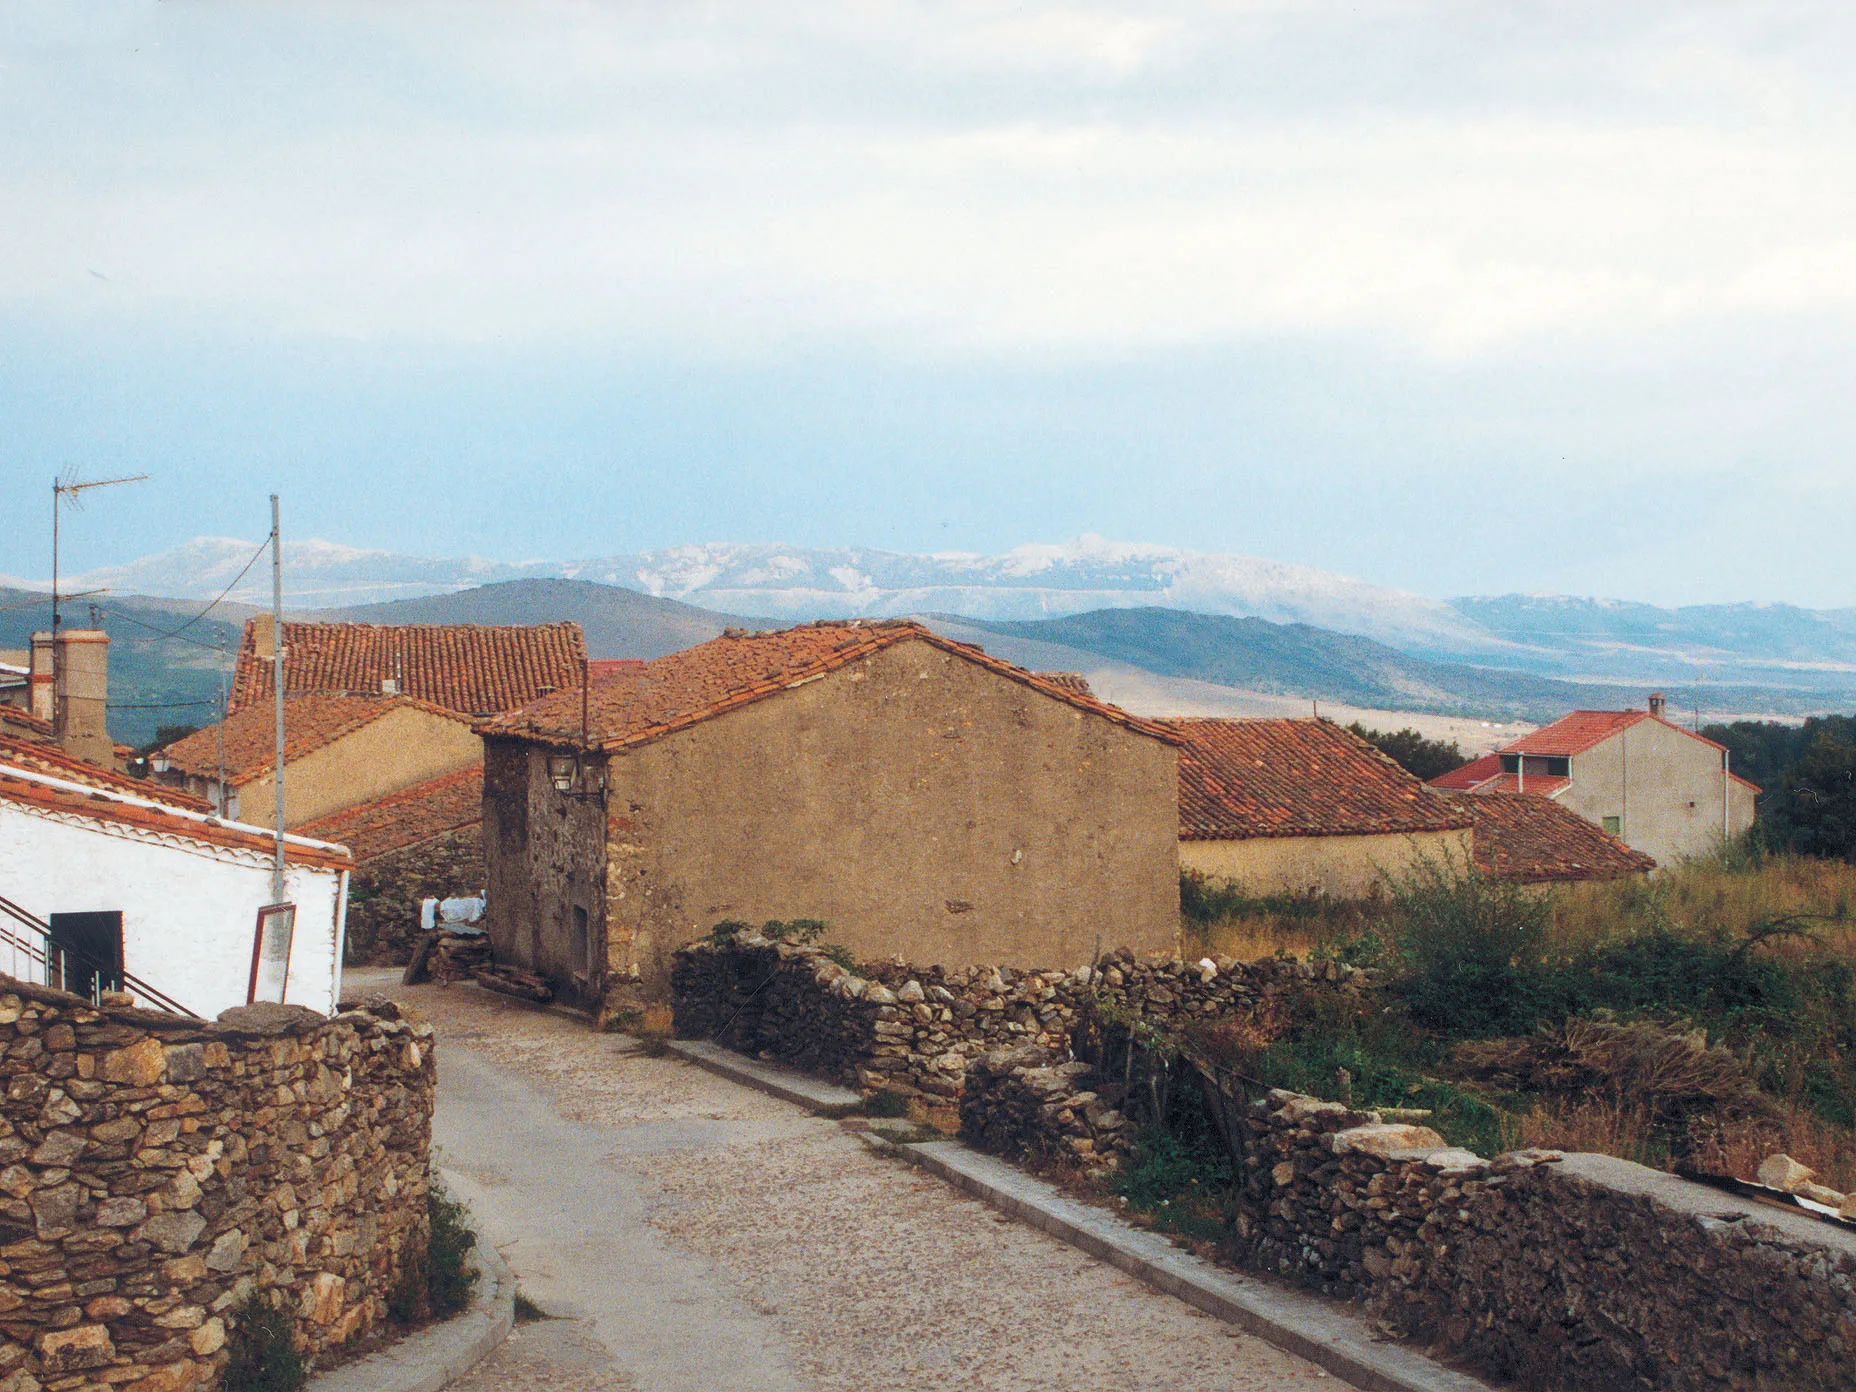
[1346,723,1468,782]
[1770,729,1856,862]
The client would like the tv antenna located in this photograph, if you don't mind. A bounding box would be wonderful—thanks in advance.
[51,471,148,636]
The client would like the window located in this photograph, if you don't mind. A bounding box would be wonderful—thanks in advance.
[1500,754,1520,774]
[1545,757,1570,777]
[47,911,123,1002]
[1603,816,1622,835]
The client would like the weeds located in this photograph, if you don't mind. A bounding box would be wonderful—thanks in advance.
[860,1088,911,1118]
[389,1180,478,1325]
[223,1296,307,1392]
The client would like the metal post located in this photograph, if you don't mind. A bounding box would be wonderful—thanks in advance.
[215,635,228,817]
[271,494,287,904]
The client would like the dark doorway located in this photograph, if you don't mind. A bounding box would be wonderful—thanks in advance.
[47,911,124,1001]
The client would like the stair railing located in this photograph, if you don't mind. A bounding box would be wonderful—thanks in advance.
[0,892,202,1019]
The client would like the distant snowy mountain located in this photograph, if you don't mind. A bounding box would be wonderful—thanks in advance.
[14,534,1856,699]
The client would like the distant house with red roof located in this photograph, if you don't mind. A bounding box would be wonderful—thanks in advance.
[1430,696,1757,865]
[1164,718,1474,897]
[477,619,1182,1007]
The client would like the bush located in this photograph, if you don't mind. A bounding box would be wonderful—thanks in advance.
[1111,1126,1233,1211]
[389,1180,478,1324]
[1384,850,1556,1037]
[223,1296,307,1392]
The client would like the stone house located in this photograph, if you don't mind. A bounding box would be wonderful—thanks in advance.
[153,692,482,828]
[0,735,351,1016]
[1167,717,1474,897]
[1443,789,1656,884]
[476,620,1183,1007]
[1429,696,1757,864]
[299,767,485,963]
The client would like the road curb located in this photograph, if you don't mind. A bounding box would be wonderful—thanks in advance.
[679,1039,1495,1392]
[306,1170,516,1392]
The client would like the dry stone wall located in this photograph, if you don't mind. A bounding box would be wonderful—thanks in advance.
[671,937,1370,1101]
[0,979,434,1392]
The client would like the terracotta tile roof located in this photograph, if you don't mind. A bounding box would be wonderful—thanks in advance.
[0,733,211,812]
[0,705,53,740]
[1473,772,1571,797]
[478,620,1180,752]
[158,693,475,785]
[229,620,587,717]
[298,766,483,864]
[1165,718,1474,841]
[0,760,351,870]
[1446,790,1657,883]
[587,659,646,680]
[1034,671,1095,697]
[1428,753,1503,791]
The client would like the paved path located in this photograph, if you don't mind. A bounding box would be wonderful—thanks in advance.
[364,973,1337,1392]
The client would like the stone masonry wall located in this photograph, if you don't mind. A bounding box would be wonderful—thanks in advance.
[671,936,1371,1101]
[342,826,485,966]
[0,979,435,1392]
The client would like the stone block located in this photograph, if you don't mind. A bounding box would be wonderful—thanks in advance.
[37,1324,113,1373]
[101,1037,166,1086]
[1756,1153,1816,1192]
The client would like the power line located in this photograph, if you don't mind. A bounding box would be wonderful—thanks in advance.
[111,537,270,644]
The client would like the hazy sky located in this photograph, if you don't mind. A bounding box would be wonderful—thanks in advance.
[3,2,1853,605]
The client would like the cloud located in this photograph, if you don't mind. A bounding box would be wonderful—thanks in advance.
[4,1,1853,357]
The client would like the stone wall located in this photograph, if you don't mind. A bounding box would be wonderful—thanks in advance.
[0,979,435,1391]
[670,936,1371,1101]
[343,826,485,965]
[1238,1089,1856,1391]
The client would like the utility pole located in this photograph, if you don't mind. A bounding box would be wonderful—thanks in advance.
[270,494,287,905]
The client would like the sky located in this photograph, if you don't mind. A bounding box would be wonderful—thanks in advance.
[2,1,1853,606]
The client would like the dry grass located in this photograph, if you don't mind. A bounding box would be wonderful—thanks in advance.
[1685,1105,1856,1194]
[1189,914,1324,961]
[1455,1018,1769,1119]
[1500,1097,1667,1169]
[1545,854,1856,960]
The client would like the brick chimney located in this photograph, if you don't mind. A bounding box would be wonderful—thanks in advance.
[251,613,276,660]
[1648,693,1667,719]
[54,629,112,765]
[28,631,55,722]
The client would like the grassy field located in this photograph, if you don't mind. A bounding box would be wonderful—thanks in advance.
[1174,850,1856,1189]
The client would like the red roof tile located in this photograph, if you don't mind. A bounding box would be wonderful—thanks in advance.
[1428,753,1503,791]
[0,733,210,812]
[1501,710,1648,757]
[0,762,351,870]
[1446,790,1657,883]
[229,620,586,717]
[1034,671,1095,697]
[158,694,474,785]
[1474,772,1571,797]
[0,705,53,740]
[1166,718,1474,840]
[478,620,1179,752]
[298,766,483,863]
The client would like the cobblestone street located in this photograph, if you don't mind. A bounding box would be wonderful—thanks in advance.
[361,971,1337,1392]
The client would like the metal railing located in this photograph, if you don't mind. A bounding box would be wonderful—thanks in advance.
[0,893,202,1018]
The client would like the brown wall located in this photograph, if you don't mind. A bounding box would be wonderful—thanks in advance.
[1179,828,1473,898]
[233,706,482,829]
[592,637,1179,997]
[481,737,609,1006]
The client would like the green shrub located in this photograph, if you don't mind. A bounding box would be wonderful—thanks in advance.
[389,1180,478,1324]
[223,1296,307,1392]
[761,918,829,944]
[1111,1126,1232,1210]
[706,919,753,945]
[1385,850,1557,1037]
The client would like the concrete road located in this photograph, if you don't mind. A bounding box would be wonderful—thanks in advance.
[365,973,1336,1392]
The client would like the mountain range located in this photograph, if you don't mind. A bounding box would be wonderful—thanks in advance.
[15,534,1854,696]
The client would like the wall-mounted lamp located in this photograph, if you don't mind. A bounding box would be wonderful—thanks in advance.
[150,752,170,774]
[547,751,605,801]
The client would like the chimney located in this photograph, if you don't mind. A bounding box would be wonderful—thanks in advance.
[54,629,112,765]
[1648,693,1666,719]
[251,613,276,660]
[28,631,55,723]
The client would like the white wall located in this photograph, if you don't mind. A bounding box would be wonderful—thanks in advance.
[0,801,345,1017]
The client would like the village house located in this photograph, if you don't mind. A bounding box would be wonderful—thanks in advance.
[151,692,481,827]
[299,766,484,963]
[0,651,27,710]
[228,615,587,717]
[1165,717,1475,897]
[1429,695,1757,864]
[0,733,351,1017]
[475,620,1182,1007]
[0,628,115,766]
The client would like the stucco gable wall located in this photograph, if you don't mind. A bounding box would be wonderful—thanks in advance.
[1180,827,1473,899]
[236,706,482,829]
[602,637,1179,995]
[1562,719,1753,865]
